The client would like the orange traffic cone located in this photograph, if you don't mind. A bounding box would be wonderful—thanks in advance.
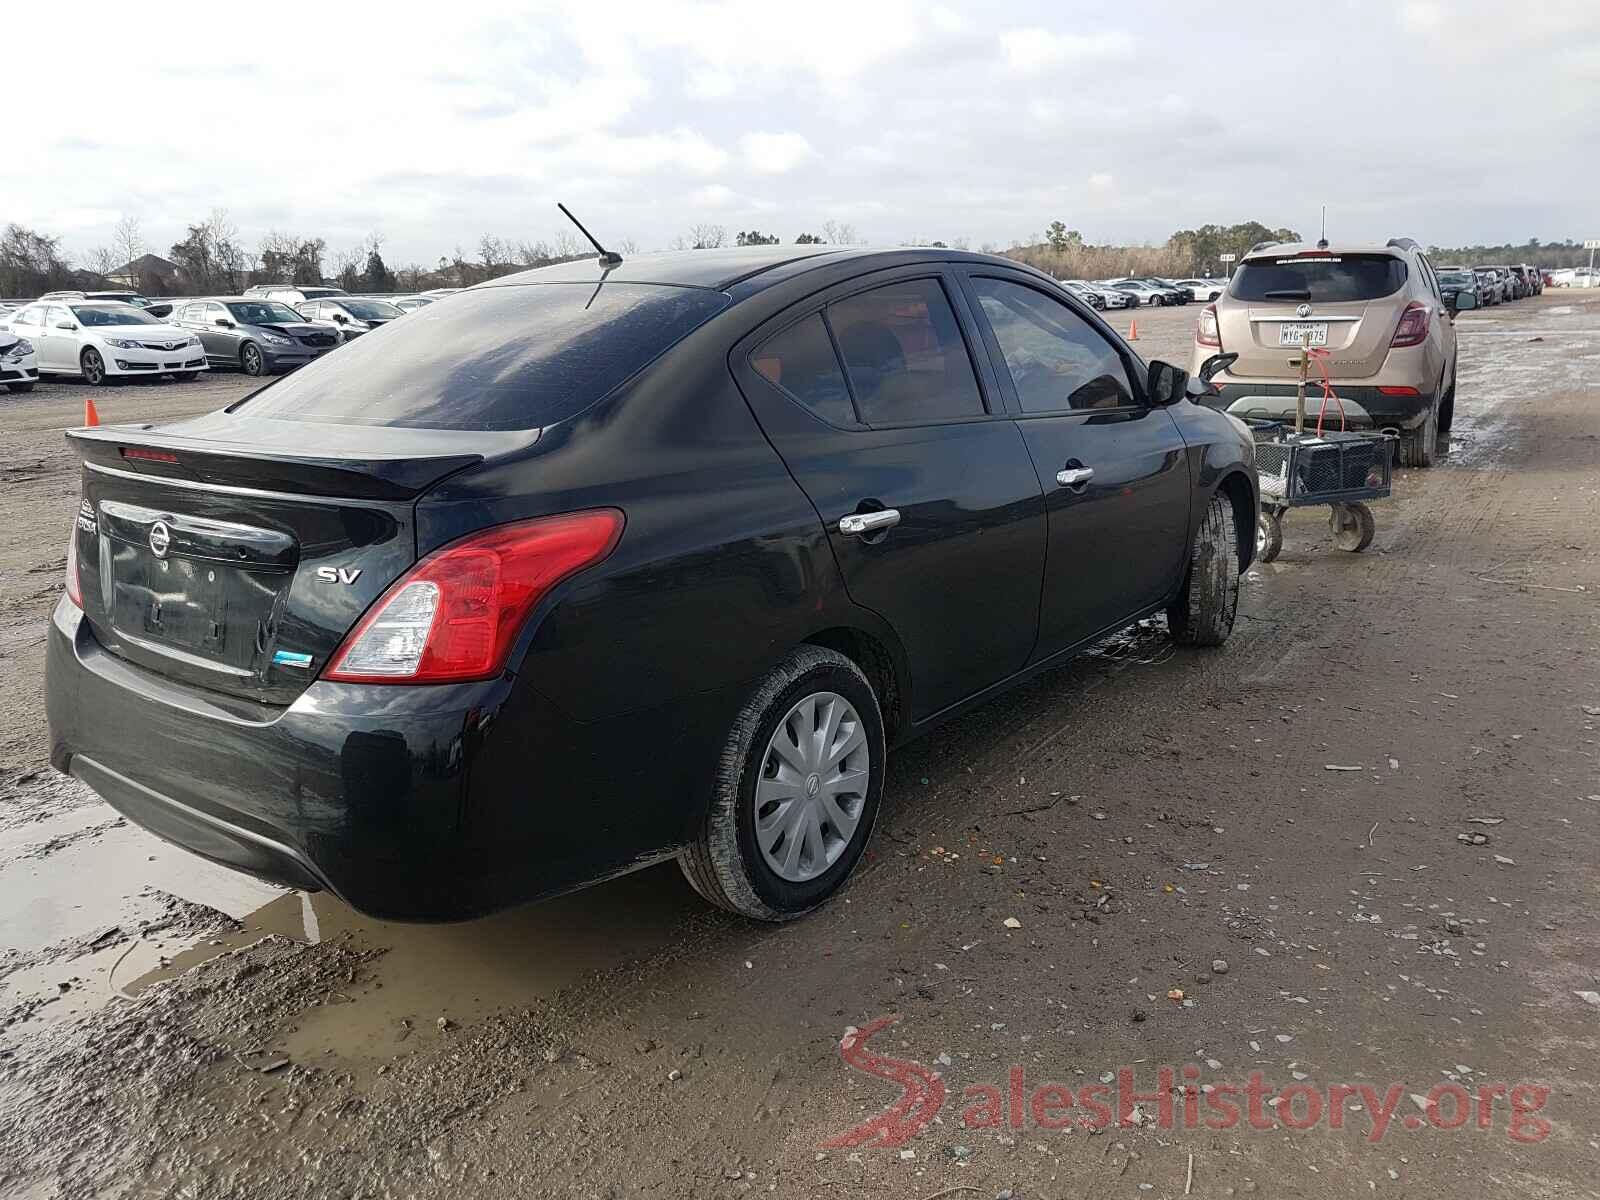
[84,398,100,427]
[1127,318,1139,340]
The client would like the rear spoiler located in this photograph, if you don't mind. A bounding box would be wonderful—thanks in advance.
[65,424,509,501]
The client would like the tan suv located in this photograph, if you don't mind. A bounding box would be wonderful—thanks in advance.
[1188,238,1457,467]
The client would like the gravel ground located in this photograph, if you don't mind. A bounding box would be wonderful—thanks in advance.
[2,296,1599,1198]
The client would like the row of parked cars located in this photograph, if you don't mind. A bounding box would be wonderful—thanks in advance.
[1059,276,1227,311]
[1433,263,1544,308]
[0,285,459,389]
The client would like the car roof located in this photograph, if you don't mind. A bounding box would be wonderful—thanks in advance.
[475,244,1036,296]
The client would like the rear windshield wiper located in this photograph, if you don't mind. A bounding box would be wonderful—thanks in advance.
[1263,289,1312,301]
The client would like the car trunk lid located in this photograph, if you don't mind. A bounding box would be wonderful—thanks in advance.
[67,415,533,704]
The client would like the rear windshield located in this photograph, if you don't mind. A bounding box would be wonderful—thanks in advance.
[237,283,729,431]
[1229,254,1407,303]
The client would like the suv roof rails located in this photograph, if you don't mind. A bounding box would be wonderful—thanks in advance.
[1386,237,1421,252]
[1246,241,1279,255]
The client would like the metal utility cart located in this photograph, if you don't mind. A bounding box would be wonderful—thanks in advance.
[1248,341,1396,563]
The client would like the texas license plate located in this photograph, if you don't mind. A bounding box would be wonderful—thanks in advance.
[1278,322,1328,347]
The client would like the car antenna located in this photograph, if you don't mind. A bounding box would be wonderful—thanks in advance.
[558,203,623,267]
[1317,205,1329,250]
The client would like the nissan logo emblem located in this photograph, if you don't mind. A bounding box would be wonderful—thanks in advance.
[149,520,172,558]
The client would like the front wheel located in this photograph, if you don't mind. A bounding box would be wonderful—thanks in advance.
[80,348,107,386]
[679,646,885,921]
[239,342,265,377]
[1168,492,1240,646]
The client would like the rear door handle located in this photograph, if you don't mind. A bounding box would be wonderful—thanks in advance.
[839,509,901,536]
[1056,467,1094,489]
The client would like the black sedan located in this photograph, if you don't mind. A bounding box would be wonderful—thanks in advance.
[46,246,1258,922]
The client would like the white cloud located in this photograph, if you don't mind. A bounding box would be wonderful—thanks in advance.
[1398,2,1445,32]
[740,132,818,175]
[1089,173,1114,191]
[999,27,1135,75]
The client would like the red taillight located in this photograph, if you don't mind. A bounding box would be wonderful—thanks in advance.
[322,509,624,685]
[1377,385,1420,396]
[1196,304,1221,347]
[65,529,82,607]
[1390,301,1430,347]
[121,446,179,464]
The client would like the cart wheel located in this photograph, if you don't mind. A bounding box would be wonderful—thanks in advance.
[1255,511,1283,563]
[1329,503,1375,552]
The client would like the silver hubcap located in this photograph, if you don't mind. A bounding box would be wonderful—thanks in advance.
[1256,517,1271,553]
[755,691,869,883]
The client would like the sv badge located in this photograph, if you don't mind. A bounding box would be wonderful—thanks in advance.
[315,566,363,585]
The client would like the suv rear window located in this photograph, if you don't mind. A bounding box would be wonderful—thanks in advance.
[1229,254,1408,303]
[238,283,729,430]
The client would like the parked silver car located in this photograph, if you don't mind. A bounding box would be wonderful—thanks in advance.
[294,296,405,340]
[170,298,341,375]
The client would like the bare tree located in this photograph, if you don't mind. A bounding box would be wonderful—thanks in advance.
[552,231,583,260]
[689,223,727,250]
[516,239,554,266]
[332,245,364,291]
[821,220,858,246]
[86,246,118,280]
[112,214,144,276]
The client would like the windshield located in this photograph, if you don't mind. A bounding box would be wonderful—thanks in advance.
[339,299,404,320]
[237,282,730,431]
[227,302,305,325]
[1438,272,1475,286]
[1229,254,1407,303]
[70,304,160,326]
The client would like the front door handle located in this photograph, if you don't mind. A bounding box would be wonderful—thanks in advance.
[1056,467,1095,489]
[839,509,901,536]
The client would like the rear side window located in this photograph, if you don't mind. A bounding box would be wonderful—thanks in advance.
[827,279,983,426]
[751,313,856,426]
[971,278,1135,412]
[241,283,729,431]
[1229,254,1408,303]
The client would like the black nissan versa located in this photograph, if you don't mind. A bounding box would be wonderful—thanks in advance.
[46,245,1257,922]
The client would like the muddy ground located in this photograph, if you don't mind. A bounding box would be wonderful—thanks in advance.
[2,296,1599,1199]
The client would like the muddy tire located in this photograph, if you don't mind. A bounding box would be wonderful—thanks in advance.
[1256,511,1283,564]
[1398,401,1438,468]
[1168,492,1240,647]
[678,646,885,921]
[1330,502,1376,552]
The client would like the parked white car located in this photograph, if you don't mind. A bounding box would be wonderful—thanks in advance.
[1,300,206,385]
[0,325,39,393]
[1171,278,1226,302]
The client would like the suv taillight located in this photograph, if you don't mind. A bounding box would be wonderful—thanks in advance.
[1196,304,1221,347]
[65,529,82,607]
[1391,301,1430,347]
[323,509,624,684]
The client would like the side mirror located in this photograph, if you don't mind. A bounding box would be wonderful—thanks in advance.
[333,313,348,323]
[215,318,234,328]
[55,322,77,330]
[1146,360,1188,406]
[1454,291,1478,311]
[1198,351,1239,383]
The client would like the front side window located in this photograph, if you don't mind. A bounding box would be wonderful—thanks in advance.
[751,312,855,426]
[971,278,1135,412]
[340,299,403,321]
[826,278,983,426]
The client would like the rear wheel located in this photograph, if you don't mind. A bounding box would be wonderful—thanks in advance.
[80,348,107,386]
[5,381,34,394]
[1256,511,1283,563]
[1168,492,1240,646]
[240,343,264,376]
[1398,401,1438,468]
[679,646,884,921]
[1330,502,1376,552]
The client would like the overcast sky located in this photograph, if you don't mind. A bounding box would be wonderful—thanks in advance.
[12,0,1600,269]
